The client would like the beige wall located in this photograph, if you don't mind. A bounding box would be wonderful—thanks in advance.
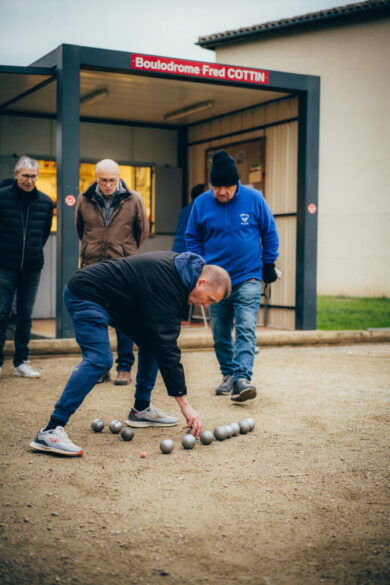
[214,17,390,296]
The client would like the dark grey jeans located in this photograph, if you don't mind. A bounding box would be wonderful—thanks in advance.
[0,267,41,367]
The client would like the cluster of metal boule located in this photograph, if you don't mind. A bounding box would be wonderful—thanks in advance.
[159,418,255,454]
[91,417,255,453]
[91,418,134,441]
[213,418,255,441]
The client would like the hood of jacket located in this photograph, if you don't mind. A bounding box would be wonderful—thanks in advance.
[174,252,205,293]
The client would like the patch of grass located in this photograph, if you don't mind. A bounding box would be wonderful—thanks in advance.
[317,296,390,330]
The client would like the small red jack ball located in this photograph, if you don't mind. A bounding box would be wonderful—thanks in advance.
[140,451,147,458]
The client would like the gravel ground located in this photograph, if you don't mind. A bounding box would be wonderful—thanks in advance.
[0,343,389,585]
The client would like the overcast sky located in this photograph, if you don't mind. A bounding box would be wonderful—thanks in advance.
[0,0,346,66]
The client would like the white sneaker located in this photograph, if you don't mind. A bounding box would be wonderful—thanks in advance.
[30,427,83,456]
[14,361,40,378]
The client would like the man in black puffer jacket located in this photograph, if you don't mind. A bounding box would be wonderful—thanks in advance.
[0,157,53,378]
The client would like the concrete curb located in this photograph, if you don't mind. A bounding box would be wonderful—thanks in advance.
[3,328,390,357]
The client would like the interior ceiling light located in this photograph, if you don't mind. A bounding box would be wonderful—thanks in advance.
[80,88,109,106]
[164,100,214,121]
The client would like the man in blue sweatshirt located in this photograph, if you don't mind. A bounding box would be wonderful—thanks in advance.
[185,150,279,402]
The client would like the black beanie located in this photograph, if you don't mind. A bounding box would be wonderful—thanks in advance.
[210,150,239,187]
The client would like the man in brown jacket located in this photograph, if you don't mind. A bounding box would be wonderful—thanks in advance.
[75,159,149,387]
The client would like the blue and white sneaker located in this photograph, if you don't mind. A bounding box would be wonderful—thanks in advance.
[125,405,178,428]
[30,427,83,456]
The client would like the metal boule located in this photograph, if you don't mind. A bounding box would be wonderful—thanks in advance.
[224,424,234,438]
[91,419,104,432]
[199,430,214,445]
[238,420,250,434]
[229,422,240,436]
[121,427,134,441]
[245,418,255,431]
[181,434,196,450]
[214,426,227,441]
[160,438,174,454]
[109,419,122,434]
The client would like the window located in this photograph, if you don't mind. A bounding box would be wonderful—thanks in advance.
[35,160,153,233]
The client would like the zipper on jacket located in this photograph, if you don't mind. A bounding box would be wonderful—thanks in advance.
[19,200,37,270]
[107,197,126,226]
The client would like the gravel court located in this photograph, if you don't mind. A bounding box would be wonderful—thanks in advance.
[0,343,389,585]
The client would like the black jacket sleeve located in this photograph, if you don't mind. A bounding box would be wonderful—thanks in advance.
[144,308,187,397]
[134,283,187,397]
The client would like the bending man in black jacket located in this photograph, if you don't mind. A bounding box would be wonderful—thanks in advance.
[0,157,53,379]
[30,251,231,456]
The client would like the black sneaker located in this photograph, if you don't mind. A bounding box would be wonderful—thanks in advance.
[215,375,233,395]
[96,372,111,384]
[231,378,257,402]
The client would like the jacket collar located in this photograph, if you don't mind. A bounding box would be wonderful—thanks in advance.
[82,179,132,201]
[13,182,39,202]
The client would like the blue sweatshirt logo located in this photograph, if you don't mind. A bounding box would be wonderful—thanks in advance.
[240,213,250,225]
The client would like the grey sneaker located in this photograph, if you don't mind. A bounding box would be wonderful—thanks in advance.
[14,361,40,378]
[30,427,83,456]
[231,378,257,402]
[215,375,233,395]
[125,405,178,428]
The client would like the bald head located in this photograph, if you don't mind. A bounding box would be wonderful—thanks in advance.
[200,265,231,298]
[188,264,231,308]
[95,159,120,197]
[95,159,120,174]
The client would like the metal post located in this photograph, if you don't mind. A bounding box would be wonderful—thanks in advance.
[55,45,80,338]
[177,126,188,207]
[295,78,320,330]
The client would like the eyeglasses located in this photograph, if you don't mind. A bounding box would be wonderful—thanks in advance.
[97,178,119,185]
[20,174,38,180]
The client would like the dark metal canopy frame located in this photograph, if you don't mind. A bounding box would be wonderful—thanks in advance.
[0,44,320,336]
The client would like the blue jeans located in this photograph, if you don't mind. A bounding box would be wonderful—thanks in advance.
[115,327,135,372]
[0,267,41,367]
[52,286,159,425]
[209,279,261,381]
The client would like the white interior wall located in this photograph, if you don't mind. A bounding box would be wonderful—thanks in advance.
[0,116,178,167]
[214,18,390,296]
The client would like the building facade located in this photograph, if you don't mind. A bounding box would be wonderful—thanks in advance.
[198,0,390,296]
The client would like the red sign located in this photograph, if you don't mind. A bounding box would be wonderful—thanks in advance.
[308,203,317,214]
[65,195,76,207]
[131,54,269,85]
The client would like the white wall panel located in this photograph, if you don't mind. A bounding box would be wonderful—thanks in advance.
[0,116,55,157]
[132,126,177,166]
[79,123,127,161]
[32,234,56,319]
[80,122,134,162]
[273,217,297,307]
[258,308,295,329]
[266,122,297,214]
[0,116,178,167]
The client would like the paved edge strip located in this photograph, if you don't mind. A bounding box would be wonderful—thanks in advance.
[3,329,390,357]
